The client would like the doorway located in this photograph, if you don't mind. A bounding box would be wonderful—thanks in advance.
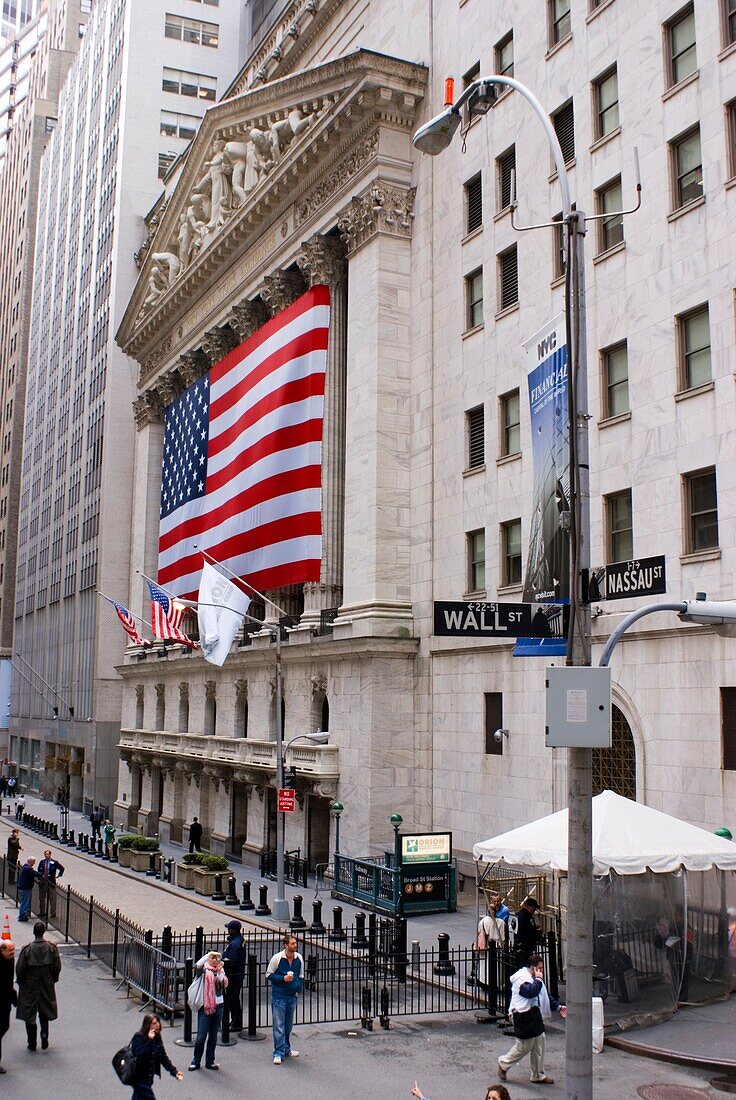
[308,798,330,870]
[230,783,247,860]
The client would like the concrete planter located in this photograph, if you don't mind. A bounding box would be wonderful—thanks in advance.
[192,866,228,895]
[129,849,160,874]
[176,863,196,890]
[118,848,133,868]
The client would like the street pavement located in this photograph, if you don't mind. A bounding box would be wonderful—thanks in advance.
[1,792,734,1097]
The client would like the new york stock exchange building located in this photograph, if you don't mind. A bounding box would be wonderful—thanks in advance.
[113,0,736,871]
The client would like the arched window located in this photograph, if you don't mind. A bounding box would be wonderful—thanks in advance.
[135,685,144,729]
[593,704,636,799]
[321,695,329,732]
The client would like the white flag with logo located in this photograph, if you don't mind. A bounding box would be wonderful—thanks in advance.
[197,561,251,666]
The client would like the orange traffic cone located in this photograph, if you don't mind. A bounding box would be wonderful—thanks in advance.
[2,914,11,940]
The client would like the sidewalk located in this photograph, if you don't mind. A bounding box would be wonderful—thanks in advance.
[2,790,481,947]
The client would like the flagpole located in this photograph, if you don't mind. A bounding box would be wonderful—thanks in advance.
[96,590,154,636]
[195,546,291,921]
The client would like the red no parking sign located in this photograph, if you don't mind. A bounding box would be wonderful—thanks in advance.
[277,788,295,813]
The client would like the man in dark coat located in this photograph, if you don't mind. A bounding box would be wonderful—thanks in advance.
[188,816,203,853]
[512,897,541,965]
[16,857,36,922]
[222,919,245,1033]
[37,850,65,920]
[16,921,61,1051]
[6,829,21,886]
[0,938,16,1073]
[90,807,103,842]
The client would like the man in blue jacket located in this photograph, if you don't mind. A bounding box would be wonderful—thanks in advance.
[16,858,36,922]
[266,933,303,1065]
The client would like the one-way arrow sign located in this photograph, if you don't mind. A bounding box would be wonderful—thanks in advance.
[433,601,568,639]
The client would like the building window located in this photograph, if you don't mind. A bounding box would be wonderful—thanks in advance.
[601,341,629,418]
[684,467,718,552]
[671,126,703,208]
[495,31,514,78]
[45,117,57,133]
[160,110,200,140]
[498,245,518,311]
[726,99,736,180]
[501,519,522,586]
[465,174,482,235]
[666,4,697,87]
[677,305,711,390]
[605,489,633,563]
[725,0,736,47]
[552,100,575,165]
[593,66,619,140]
[721,687,736,770]
[162,67,217,101]
[484,692,504,756]
[158,152,176,179]
[465,268,484,329]
[500,389,520,456]
[80,0,92,11]
[467,529,486,593]
[549,0,571,46]
[593,705,636,798]
[596,176,624,253]
[467,405,485,470]
[164,13,219,47]
[497,145,515,212]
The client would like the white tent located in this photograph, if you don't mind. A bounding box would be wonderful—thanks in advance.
[473,789,736,876]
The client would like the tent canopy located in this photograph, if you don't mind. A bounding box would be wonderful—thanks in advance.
[473,790,736,876]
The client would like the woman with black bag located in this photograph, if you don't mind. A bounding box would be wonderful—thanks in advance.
[129,1014,183,1099]
[497,954,566,1086]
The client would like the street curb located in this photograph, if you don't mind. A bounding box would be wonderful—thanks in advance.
[606,1033,736,1073]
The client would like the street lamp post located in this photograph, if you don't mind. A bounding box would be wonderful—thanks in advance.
[273,730,330,921]
[414,74,594,1098]
[330,801,344,857]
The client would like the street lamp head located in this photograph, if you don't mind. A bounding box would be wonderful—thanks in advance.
[390,813,403,826]
[412,106,461,155]
[304,730,329,745]
[330,801,344,816]
[679,599,736,636]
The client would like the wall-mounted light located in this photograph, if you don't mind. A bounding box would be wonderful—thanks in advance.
[494,728,510,744]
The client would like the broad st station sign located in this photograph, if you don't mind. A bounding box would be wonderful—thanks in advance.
[433,600,569,639]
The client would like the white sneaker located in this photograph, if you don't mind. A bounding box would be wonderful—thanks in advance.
[287,1050,299,1058]
[273,1056,282,1065]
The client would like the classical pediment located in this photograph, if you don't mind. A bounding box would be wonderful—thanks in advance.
[117,49,427,360]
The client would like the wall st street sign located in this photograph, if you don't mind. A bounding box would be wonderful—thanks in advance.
[598,556,666,601]
[433,601,568,639]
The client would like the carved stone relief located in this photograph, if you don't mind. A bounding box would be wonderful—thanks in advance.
[261,269,306,315]
[178,350,209,388]
[235,679,248,701]
[294,129,379,228]
[337,181,416,255]
[296,234,347,288]
[205,680,217,700]
[201,326,239,365]
[178,682,189,701]
[133,390,164,430]
[311,672,327,697]
[228,299,269,341]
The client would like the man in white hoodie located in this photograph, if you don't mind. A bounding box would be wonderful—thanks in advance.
[497,953,566,1086]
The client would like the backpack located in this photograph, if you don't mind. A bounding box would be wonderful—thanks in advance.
[112,1042,137,1086]
[474,919,488,952]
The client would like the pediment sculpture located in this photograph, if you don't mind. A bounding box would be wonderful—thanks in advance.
[136,100,328,322]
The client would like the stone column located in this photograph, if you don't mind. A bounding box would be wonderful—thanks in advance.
[130,390,164,623]
[335,182,416,632]
[158,766,181,845]
[227,299,269,342]
[201,326,238,367]
[137,763,157,836]
[206,770,231,855]
[296,235,348,625]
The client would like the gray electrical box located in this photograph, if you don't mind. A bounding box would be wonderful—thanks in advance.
[545,666,612,748]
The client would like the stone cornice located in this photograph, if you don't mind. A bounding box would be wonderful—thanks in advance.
[115,49,426,367]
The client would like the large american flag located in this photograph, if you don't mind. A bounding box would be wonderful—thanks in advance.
[158,286,330,598]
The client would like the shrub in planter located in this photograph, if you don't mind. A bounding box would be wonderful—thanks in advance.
[129,836,160,852]
[117,834,138,866]
[201,854,229,872]
[190,854,231,895]
[128,835,161,873]
[182,852,208,866]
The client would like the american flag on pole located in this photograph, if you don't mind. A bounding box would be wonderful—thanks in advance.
[158,286,330,598]
[101,594,151,647]
[148,580,196,646]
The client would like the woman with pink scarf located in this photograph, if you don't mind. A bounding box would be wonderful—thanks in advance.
[189,951,228,1072]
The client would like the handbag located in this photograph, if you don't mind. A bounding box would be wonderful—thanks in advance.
[513,1004,544,1040]
[187,972,205,1011]
[112,1041,137,1085]
[473,919,488,952]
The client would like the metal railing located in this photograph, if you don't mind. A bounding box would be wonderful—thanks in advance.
[260,846,308,887]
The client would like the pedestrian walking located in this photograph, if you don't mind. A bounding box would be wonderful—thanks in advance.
[0,937,16,1074]
[104,820,116,857]
[497,953,566,1086]
[129,1013,183,1099]
[37,850,65,920]
[15,920,62,1051]
[14,794,25,822]
[266,932,303,1065]
[410,1083,511,1100]
[188,816,203,853]
[222,919,245,1034]
[6,829,22,886]
[188,950,227,1071]
[16,857,36,922]
[90,807,103,841]
[7,778,16,799]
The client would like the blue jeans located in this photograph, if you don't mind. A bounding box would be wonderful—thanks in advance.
[18,888,32,920]
[192,1003,223,1068]
[272,995,296,1057]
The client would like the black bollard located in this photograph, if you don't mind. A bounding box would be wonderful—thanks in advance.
[379,984,390,1029]
[95,838,105,858]
[146,852,158,877]
[432,932,456,976]
[239,880,255,911]
[211,873,226,902]
[161,925,173,956]
[175,957,195,1048]
[329,905,347,942]
[110,842,118,864]
[254,884,271,916]
[352,912,369,950]
[164,857,173,882]
[68,830,75,848]
[309,899,326,934]
[81,834,88,852]
[290,894,307,930]
[52,823,59,840]
[245,954,266,1041]
[225,875,239,906]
